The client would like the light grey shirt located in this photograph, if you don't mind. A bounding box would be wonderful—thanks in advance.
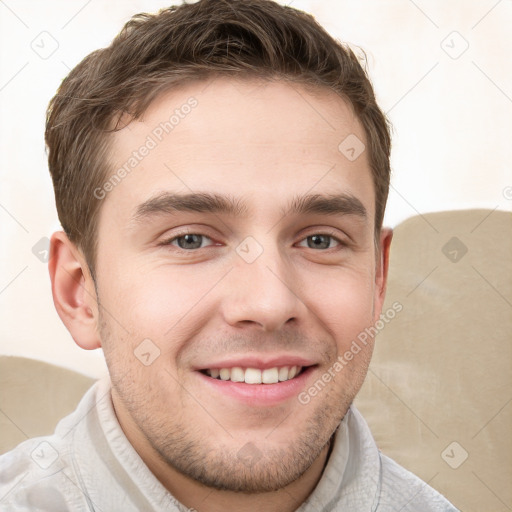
[0,378,458,511]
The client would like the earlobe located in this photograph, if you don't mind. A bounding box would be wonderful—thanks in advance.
[48,231,101,350]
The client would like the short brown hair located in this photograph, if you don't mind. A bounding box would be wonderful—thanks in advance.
[46,0,391,279]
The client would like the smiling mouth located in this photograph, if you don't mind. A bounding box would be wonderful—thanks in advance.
[200,365,307,384]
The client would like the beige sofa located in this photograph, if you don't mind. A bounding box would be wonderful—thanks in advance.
[1,209,511,511]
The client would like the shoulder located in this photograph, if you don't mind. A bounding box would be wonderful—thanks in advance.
[344,405,459,511]
[377,453,459,511]
[0,433,86,510]
[0,381,102,511]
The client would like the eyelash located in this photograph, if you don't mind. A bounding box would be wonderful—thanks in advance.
[159,232,345,251]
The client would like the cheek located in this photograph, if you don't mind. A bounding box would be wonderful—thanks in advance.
[100,262,224,341]
[303,265,376,349]
[99,249,376,351]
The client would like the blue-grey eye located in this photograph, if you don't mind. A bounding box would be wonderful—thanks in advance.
[300,235,339,250]
[175,234,206,250]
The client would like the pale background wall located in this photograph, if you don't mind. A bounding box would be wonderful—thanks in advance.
[1,0,511,378]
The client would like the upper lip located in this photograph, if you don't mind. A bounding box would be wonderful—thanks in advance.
[194,354,317,371]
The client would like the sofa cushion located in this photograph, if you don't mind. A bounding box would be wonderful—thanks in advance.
[355,209,512,511]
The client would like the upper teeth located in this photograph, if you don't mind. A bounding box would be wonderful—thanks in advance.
[206,366,302,384]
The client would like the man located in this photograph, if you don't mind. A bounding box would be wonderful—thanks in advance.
[0,0,457,510]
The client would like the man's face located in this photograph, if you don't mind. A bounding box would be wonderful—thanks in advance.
[94,78,387,492]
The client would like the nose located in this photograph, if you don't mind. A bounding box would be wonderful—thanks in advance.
[220,242,306,332]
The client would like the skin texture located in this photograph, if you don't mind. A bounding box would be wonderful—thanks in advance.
[49,78,392,512]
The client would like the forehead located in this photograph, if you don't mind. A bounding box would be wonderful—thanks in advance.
[103,77,374,226]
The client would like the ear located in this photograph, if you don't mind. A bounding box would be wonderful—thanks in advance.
[48,231,101,350]
[373,227,393,322]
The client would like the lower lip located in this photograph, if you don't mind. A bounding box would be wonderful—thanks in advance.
[196,366,316,406]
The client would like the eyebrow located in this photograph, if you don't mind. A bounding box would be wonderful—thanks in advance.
[132,192,249,222]
[285,193,367,219]
[130,191,367,224]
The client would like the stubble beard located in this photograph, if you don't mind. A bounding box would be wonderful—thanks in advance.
[99,312,364,494]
